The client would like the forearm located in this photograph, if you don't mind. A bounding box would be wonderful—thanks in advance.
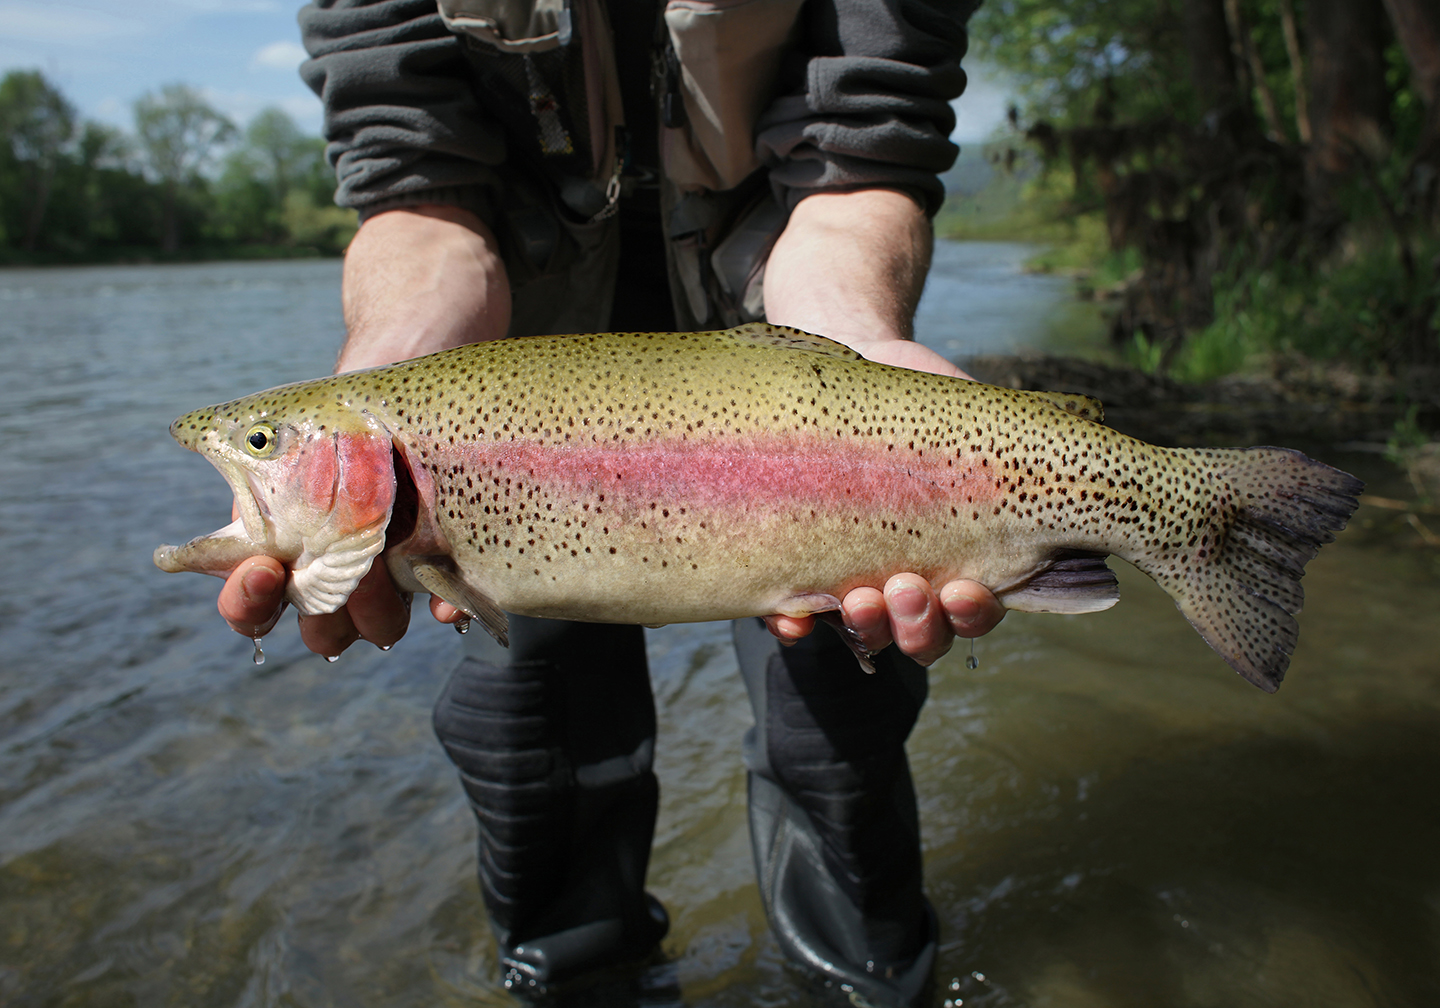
[764,188,967,379]
[764,189,929,343]
[336,205,511,373]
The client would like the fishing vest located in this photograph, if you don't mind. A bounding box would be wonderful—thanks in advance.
[437,0,803,334]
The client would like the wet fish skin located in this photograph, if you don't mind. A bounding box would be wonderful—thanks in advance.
[155,323,1362,691]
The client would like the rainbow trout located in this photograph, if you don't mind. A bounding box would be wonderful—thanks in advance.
[156,324,1361,691]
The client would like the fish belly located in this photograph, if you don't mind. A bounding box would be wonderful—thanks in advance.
[423,432,1040,625]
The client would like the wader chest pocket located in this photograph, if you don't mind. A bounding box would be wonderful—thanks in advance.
[662,0,805,192]
[439,0,572,52]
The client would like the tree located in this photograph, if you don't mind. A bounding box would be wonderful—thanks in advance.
[245,107,312,206]
[972,0,1436,369]
[133,83,235,252]
[0,70,76,251]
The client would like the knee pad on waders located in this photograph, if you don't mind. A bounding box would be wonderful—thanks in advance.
[733,617,937,1008]
[432,617,669,991]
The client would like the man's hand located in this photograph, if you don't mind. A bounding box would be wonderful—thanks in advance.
[761,188,1008,664]
[215,205,505,657]
[218,555,457,656]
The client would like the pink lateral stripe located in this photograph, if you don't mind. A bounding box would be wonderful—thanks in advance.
[451,436,997,515]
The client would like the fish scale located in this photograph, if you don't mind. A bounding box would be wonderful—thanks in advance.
[156,323,1362,691]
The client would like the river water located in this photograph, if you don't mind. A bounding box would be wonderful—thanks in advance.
[1,252,1437,1007]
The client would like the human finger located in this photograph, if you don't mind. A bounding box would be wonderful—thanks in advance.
[218,556,288,638]
[840,585,893,654]
[298,608,362,659]
[429,595,464,624]
[343,562,413,648]
[881,573,954,666]
[940,580,1006,638]
[762,613,812,645]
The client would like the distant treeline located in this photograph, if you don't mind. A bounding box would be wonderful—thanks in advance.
[0,72,354,265]
[963,0,1440,377]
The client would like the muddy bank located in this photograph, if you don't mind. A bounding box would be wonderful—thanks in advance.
[961,353,1440,448]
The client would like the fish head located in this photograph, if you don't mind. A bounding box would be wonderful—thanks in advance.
[155,378,398,615]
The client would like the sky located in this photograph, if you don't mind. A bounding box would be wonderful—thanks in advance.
[0,0,1012,143]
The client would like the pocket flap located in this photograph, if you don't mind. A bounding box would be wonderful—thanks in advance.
[440,0,572,53]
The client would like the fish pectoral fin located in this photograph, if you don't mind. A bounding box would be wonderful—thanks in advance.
[409,558,510,647]
[723,322,865,362]
[1025,390,1106,424]
[1000,550,1120,614]
[288,524,388,616]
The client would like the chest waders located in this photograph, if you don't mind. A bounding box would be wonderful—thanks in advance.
[428,0,938,1001]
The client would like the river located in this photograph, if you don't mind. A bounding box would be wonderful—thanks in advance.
[1,251,1437,1006]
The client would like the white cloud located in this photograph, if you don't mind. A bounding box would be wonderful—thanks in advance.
[250,39,306,70]
[200,85,321,131]
[0,1,145,43]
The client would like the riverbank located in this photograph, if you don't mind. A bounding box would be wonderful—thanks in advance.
[0,244,341,268]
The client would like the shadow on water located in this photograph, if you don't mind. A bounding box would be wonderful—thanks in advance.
[1,255,1437,1007]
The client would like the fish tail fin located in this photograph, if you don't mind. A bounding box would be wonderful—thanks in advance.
[1147,447,1362,692]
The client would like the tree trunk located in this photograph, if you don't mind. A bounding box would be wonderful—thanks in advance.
[1382,0,1440,221]
[1183,0,1245,129]
[1277,0,1311,143]
[1224,0,1286,143]
[20,164,52,252]
[1305,0,1391,228]
[161,178,180,254]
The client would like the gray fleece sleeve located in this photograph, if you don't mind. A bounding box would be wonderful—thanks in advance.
[755,0,977,217]
[299,0,505,219]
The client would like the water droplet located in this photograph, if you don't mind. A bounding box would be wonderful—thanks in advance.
[971,972,987,984]
[950,980,961,992]
[379,644,392,652]
[965,638,979,670]
[325,654,340,663]
[252,638,265,665]
[454,617,471,635]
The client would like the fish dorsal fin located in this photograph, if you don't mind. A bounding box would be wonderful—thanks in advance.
[1025,390,1105,423]
[722,322,864,362]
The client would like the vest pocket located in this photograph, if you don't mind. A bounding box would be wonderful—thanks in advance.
[662,0,806,192]
[438,0,571,53]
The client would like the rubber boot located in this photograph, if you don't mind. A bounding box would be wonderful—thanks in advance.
[733,618,938,1008]
[433,616,669,996]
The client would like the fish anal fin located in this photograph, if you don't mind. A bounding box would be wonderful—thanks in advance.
[722,322,864,362]
[409,558,510,647]
[1001,550,1120,614]
[1027,390,1106,423]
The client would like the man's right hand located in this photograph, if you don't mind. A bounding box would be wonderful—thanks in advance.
[218,555,459,656]
[218,205,510,658]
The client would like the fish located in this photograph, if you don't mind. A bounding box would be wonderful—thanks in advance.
[155,323,1362,692]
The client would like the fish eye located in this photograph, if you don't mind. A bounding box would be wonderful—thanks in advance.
[244,423,277,456]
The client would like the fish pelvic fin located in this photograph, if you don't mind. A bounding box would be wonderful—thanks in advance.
[408,558,510,647]
[1148,447,1363,692]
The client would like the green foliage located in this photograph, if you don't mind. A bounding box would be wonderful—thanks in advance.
[968,0,1192,128]
[1158,232,1440,382]
[0,71,352,261]
[133,83,236,185]
[970,0,1439,379]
